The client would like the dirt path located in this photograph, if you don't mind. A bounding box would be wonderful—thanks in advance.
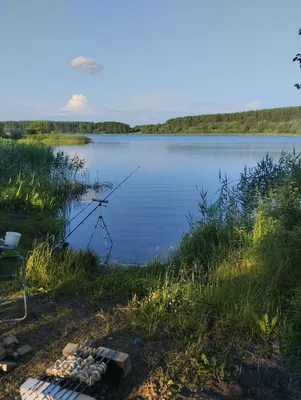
[0,294,157,400]
[1,295,301,400]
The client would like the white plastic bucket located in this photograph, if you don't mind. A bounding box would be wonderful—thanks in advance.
[4,231,21,247]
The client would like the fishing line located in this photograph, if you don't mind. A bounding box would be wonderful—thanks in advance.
[32,200,95,253]
[62,166,140,239]
[102,165,141,202]
[33,181,114,252]
[52,165,141,252]
[54,183,112,238]
[59,203,100,245]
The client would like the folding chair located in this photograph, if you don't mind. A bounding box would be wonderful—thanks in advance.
[0,245,27,323]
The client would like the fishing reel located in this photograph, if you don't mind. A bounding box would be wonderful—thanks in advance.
[52,241,69,254]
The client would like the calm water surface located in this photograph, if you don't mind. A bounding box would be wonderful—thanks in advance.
[57,135,301,263]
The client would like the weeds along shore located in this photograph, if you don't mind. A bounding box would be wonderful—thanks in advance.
[2,138,301,397]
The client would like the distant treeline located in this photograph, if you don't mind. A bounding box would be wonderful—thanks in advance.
[135,107,301,134]
[2,107,301,135]
[0,120,132,135]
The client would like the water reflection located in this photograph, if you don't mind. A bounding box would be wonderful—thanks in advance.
[57,134,301,263]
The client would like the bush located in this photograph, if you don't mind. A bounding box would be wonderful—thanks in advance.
[0,140,86,212]
[125,150,301,370]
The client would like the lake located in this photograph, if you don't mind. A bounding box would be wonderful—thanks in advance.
[57,134,301,264]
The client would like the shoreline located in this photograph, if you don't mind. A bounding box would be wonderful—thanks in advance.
[78,132,301,137]
[127,132,301,137]
[1,139,301,399]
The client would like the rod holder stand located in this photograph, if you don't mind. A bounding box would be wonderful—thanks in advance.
[92,199,108,204]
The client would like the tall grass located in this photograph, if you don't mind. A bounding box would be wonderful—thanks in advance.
[27,151,301,353]
[27,149,301,355]
[7,140,301,389]
[26,241,98,294]
[115,150,301,384]
[0,139,86,212]
[0,139,89,253]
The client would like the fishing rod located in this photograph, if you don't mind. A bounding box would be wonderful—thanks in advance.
[34,186,112,252]
[55,184,112,237]
[52,166,141,253]
[101,165,141,202]
[33,200,94,253]
[33,180,116,254]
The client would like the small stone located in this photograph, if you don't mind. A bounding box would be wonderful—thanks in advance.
[5,348,13,356]
[16,345,33,357]
[3,335,19,348]
[178,386,193,399]
[12,351,21,360]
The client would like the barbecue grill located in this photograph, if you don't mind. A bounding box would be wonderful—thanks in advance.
[20,343,131,400]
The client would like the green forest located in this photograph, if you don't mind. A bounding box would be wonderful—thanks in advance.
[2,106,301,135]
[136,106,301,134]
[0,120,131,135]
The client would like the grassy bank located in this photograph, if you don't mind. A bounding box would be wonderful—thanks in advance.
[2,140,301,398]
[19,134,91,145]
[0,138,89,251]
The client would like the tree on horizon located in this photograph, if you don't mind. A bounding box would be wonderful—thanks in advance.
[293,29,301,89]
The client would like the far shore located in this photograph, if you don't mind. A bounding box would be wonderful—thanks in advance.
[75,131,301,137]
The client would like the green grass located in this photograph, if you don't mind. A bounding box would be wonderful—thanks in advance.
[27,152,301,356]
[26,241,98,294]
[0,139,87,212]
[135,154,301,376]
[26,152,301,302]
[3,136,301,393]
[19,134,91,145]
[36,149,301,388]
[0,138,88,254]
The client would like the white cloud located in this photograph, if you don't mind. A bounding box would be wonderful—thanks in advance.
[244,100,262,111]
[59,94,94,115]
[70,56,102,74]
[53,92,264,124]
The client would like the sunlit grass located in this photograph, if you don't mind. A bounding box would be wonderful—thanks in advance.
[3,137,301,393]
[0,139,86,213]
[19,134,91,145]
[26,241,98,294]
[0,138,88,257]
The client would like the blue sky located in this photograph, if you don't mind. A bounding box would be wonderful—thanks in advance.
[1,0,301,125]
